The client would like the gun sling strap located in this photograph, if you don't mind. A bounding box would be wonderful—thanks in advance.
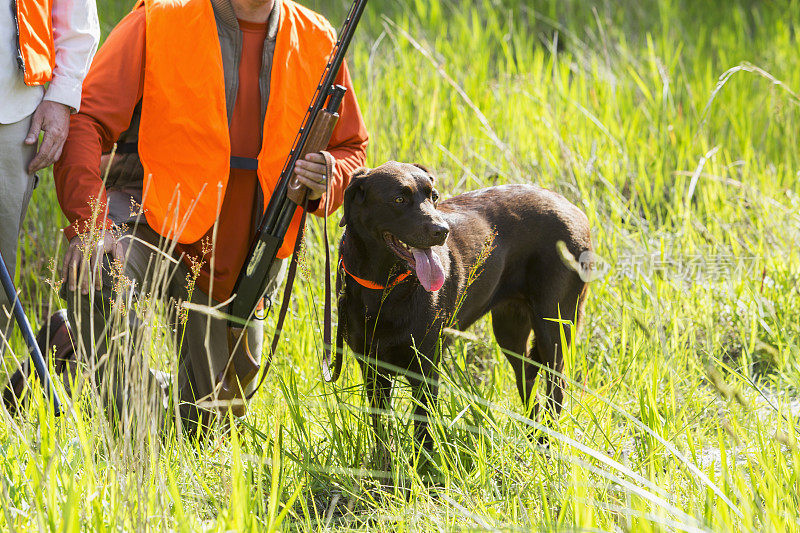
[234,185,343,403]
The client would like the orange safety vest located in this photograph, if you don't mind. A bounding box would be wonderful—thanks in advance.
[16,0,56,86]
[138,0,335,257]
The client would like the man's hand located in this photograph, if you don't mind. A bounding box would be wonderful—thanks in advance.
[62,232,124,295]
[25,101,71,174]
[293,152,331,201]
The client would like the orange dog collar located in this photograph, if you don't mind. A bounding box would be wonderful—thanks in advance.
[340,258,412,290]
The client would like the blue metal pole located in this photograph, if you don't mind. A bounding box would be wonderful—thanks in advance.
[0,251,62,416]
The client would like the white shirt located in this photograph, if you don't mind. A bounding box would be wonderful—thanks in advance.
[0,0,99,124]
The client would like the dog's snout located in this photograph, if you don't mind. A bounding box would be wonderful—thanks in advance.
[428,222,450,244]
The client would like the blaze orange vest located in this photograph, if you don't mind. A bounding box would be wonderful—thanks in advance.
[138,0,335,257]
[16,0,56,86]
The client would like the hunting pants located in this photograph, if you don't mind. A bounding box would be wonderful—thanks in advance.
[62,215,285,436]
[0,115,37,355]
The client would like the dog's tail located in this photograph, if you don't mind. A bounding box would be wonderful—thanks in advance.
[556,240,599,334]
[575,282,590,334]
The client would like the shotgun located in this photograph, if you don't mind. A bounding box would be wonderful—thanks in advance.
[0,251,62,416]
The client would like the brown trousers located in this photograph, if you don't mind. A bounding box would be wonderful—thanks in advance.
[63,216,285,436]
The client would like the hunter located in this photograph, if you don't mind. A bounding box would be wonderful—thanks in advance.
[1,0,98,348]
[53,0,368,433]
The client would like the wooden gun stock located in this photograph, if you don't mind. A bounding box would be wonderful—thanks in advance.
[287,85,346,205]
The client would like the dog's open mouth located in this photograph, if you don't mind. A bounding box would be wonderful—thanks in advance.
[383,232,445,292]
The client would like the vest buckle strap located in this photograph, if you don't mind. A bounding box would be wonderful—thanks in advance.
[229,156,259,171]
[113,142,258,171]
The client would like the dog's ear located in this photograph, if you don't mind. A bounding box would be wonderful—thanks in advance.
[413,163,435,183]
[339,167,370,227]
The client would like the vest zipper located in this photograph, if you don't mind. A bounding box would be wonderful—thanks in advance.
[11,0,26,73]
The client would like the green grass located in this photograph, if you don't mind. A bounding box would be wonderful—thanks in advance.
[3,0,800,530]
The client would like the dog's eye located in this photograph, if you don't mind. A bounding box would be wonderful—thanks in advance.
[432,190,439,202]
[394,196,405,204]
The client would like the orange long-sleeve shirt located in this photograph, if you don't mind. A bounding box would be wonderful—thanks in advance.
[53,6,369,301]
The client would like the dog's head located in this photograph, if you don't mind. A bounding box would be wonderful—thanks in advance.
[340,161,449,292]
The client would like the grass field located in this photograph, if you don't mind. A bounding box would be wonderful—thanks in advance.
[3,0,800,530]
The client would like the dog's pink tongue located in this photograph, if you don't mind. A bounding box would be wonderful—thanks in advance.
[410,247,445,292]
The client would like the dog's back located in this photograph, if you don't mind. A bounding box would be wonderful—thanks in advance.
[438,184,591,331]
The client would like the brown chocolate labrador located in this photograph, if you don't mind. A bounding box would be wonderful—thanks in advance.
[337,161,592,459]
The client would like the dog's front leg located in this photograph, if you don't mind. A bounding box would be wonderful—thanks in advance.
[408,367,439,454]
[361,364,393,474]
